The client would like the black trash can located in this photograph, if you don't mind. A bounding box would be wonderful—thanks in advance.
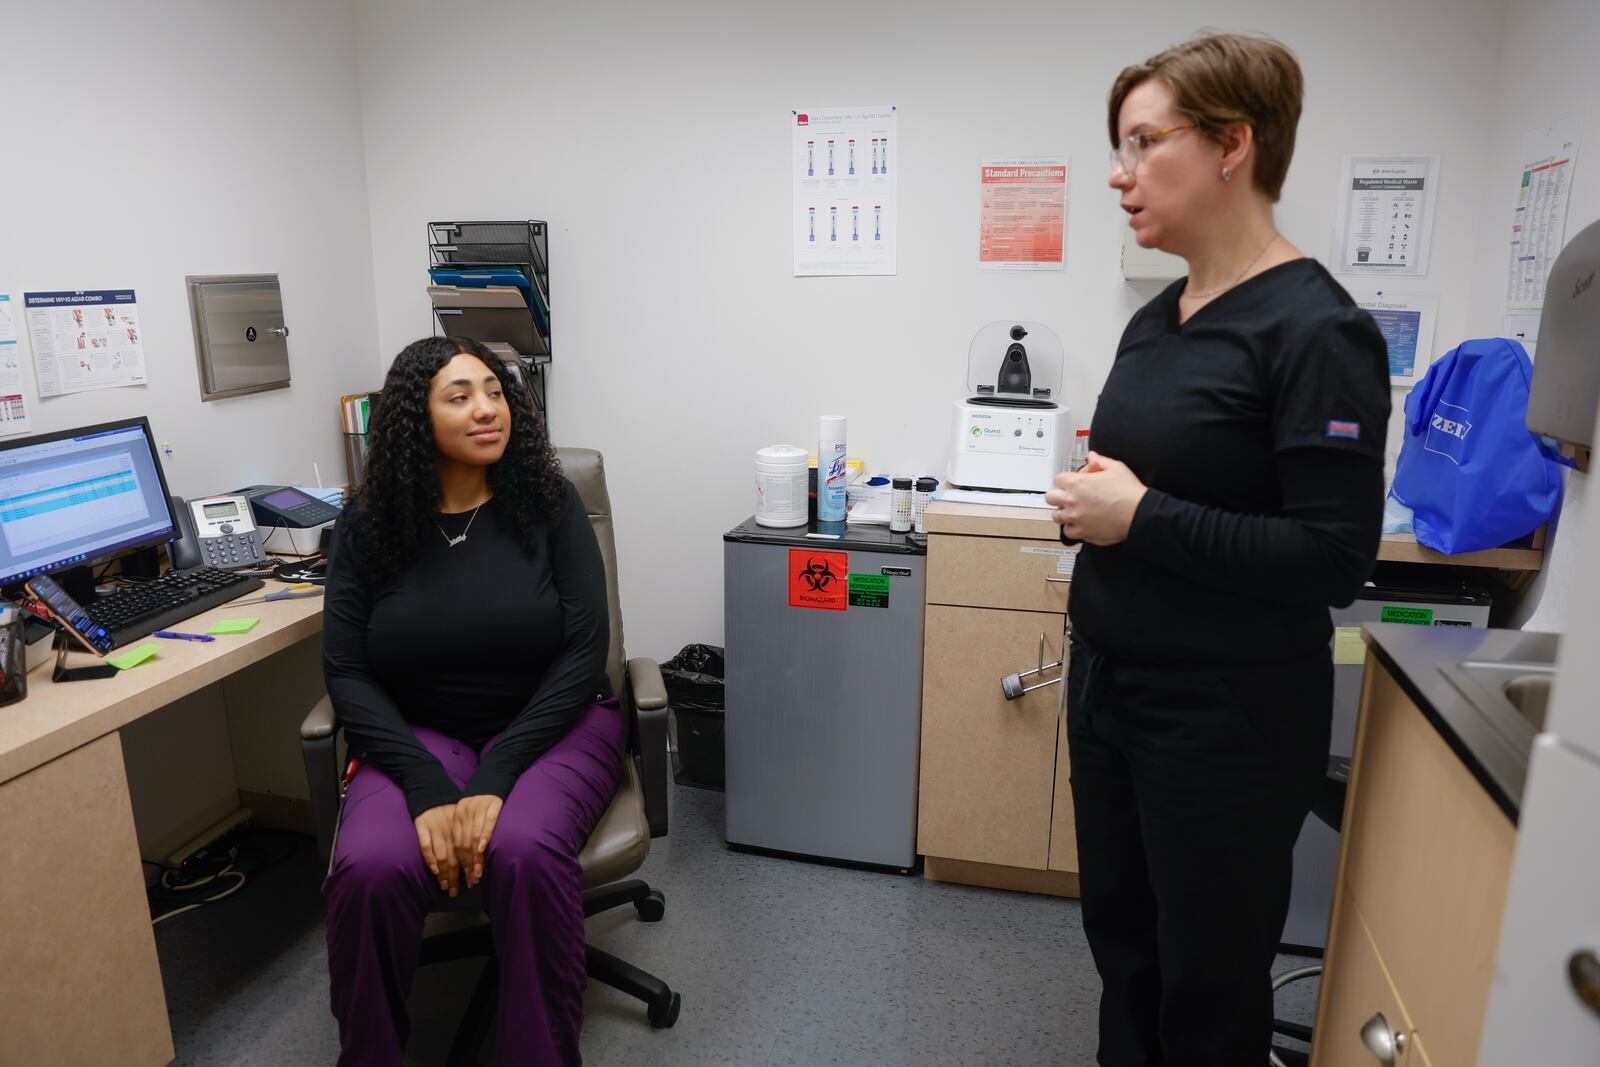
[661,644,725,789]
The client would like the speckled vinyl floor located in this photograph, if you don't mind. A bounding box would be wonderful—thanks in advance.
[154,783,1319,1065]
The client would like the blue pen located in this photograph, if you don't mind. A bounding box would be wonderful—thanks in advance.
[154,631,216,642]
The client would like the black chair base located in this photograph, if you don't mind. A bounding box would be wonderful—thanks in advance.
[424,878,680,1063]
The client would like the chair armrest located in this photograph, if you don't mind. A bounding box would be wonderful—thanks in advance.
[627,656,668,711]
[625,656,670,838]
[300,694,343,868]
[302,692,339,740]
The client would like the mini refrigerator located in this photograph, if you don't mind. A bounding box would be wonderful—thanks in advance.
[722,516,926,871]
[1282,581,1493,951]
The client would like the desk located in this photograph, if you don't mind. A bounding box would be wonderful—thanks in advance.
[0,594,325,1067]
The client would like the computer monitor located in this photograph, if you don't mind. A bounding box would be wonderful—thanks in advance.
[0,417,179,588]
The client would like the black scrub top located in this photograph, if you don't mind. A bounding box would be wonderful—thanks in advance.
[1070,258,1392,664]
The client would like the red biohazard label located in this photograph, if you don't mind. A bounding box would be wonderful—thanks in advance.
[789,548,848,611]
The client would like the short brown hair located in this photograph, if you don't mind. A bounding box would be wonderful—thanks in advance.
[1108,33,1304,201]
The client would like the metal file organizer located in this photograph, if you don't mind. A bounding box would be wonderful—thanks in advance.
[427,220,551,412]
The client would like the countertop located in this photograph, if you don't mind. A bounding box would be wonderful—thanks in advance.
[1362,623,1560,823]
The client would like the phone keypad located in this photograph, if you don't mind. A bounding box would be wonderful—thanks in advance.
[203,530,260,569]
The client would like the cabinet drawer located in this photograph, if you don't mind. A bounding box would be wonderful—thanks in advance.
[918,604,1065,870]
[1312,888,1414,1067]
[927,533,1073,613]
[1341,665,1514,1067]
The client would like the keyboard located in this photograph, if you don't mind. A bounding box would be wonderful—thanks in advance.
[85,567,265,649]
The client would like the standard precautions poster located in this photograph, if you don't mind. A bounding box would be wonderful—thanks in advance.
[978,159,1068,271]
[792,105,897,277]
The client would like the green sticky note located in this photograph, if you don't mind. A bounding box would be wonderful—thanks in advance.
[208,617,261,636]
[107,644,160,670]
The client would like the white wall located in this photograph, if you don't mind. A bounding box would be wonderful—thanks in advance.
[356,0,1512,660]
[1464,0,1600,630]
[0,1,380,500]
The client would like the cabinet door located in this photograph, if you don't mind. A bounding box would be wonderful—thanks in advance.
[1311,888,1414,1067]
[918,604,1064,870]
[1047,701,1077,873]
[1478,737,1600,1067]
[1342,665,1514,1067]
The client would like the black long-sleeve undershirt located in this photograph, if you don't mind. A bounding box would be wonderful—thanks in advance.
[1125,447,1385,609]
[322,486,610,819]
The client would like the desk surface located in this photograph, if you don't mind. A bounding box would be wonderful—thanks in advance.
[0,594,325,787]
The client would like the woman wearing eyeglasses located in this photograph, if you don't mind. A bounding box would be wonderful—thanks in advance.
[1044,34,1391,1064]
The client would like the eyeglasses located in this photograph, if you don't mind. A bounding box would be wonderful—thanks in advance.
[1109,123,1198,175]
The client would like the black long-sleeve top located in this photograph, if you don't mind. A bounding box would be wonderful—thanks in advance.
[1070,259,1392,663]
[323,484,610,818]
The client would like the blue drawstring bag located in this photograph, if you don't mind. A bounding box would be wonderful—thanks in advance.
[1391,337,1567,554]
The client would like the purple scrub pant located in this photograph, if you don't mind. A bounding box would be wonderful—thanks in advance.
[323,700,626,1066]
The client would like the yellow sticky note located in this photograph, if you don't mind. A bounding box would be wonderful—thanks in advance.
[1333,626,1366,666]
[107,644,160,670]
[208,617,261,636]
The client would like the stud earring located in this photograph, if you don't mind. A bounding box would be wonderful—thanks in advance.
[1222,167,1232,183]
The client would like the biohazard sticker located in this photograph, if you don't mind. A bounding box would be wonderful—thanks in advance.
[789,549,848,610]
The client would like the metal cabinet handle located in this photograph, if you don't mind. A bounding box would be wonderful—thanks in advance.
[1359,1012,1406,1064]
[1571,950,1600,1016]
[1000,631,1063,701]
[1043,576,1070,584]
[271,326,290,338]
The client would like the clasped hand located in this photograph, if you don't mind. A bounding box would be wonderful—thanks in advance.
[1044,451,1148,546]
[413,795,504,896]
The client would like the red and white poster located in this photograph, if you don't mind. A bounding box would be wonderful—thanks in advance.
[788,548,848,611]
[978,158,1068,271]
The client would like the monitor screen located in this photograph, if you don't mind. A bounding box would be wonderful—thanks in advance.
[0,418,178,587]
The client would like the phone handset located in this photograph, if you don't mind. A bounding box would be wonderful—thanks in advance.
[168,494,268,571]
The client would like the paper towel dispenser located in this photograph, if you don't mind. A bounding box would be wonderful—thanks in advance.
[1526,219,1600,450]
[186,273,292,401]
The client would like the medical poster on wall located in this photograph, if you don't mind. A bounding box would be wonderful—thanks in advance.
[1504,118,1581,347]
[1350,288,1439,387]
[792,105,897,277]
[23,289,149,396]
[978,158,1069,271]
[0,295,32,437]
[1330,154,1439,277]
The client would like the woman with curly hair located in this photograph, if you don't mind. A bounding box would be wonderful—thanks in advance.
[321,335,618,1066]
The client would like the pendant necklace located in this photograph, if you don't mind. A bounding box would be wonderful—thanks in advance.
[437,502,484,548]
[1189,233,1279,299]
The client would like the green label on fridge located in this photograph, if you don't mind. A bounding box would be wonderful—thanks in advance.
[1380,605,1434,625]
[848,573,890,608]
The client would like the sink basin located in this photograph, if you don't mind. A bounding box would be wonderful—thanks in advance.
[1501,673,1553,730]
[1439,660,1558,736]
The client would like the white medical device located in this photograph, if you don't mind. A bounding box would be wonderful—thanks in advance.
[947,321,1071,492]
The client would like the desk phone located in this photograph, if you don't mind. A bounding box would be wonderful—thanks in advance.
[171,494,268,571]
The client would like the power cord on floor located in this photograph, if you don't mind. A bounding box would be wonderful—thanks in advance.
[145,827,300,928]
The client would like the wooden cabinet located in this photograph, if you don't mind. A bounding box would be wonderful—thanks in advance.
[1312,656,1516,1067]
[917,503,1078,896]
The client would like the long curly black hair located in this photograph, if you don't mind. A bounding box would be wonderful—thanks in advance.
[352,335,564,587]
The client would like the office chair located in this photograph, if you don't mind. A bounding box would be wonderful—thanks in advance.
[301,448,680,1065]
[1269,758,1351,1067]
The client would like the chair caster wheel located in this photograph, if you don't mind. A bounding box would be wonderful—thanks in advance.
[648,990,681,1029]
[635,889,666,923]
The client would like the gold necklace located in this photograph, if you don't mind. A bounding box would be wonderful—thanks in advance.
[1189,233,1279,299]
